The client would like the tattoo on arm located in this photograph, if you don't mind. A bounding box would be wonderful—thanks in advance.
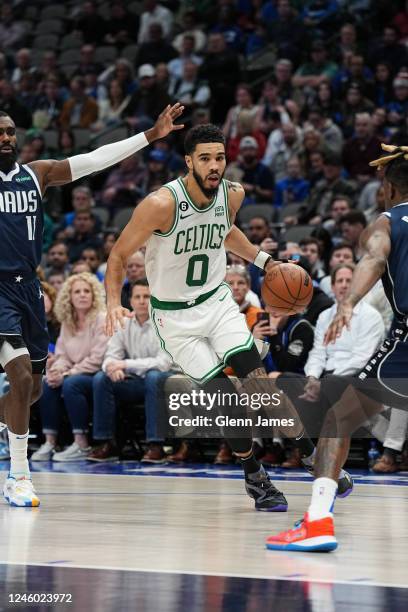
[226,180,240,192]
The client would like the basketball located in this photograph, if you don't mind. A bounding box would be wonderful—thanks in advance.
[261,262,313,315]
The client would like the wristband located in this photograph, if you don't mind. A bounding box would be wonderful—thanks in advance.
[253,250,272,270]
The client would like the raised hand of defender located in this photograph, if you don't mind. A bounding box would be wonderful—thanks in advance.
[105,305,134,337]
[153,103,185,139]
[324,300,354,345]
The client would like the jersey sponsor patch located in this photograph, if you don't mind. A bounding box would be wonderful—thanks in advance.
[287,339,304,357]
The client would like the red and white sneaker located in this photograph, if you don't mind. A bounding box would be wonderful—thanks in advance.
[266,513,337,552]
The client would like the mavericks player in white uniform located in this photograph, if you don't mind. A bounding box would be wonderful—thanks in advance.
[106,125,324,511]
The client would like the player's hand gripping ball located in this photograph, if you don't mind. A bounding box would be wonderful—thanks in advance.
[261,262,313,315]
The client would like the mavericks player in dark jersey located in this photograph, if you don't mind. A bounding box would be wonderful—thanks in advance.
[266,143,408,552]
[0,106,184,507]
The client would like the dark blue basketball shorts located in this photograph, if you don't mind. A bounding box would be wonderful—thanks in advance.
[0,276,49,374]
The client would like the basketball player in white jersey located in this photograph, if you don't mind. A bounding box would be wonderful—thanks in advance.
[105,124,335,511]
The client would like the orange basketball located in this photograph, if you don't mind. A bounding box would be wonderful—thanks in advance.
[261,262,313,315]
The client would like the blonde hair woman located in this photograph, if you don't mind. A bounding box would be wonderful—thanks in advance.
[31,273,108,462]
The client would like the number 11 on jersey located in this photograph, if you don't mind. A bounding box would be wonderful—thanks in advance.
[26,215,36,241]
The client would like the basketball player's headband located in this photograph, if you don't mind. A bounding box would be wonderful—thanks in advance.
[369,143,408,169]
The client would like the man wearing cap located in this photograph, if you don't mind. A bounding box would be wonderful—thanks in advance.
[293,40,338,89]
[225,136,274,205]
[125,64,171,130]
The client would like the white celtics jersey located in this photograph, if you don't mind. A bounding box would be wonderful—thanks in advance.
[145,177,231,302]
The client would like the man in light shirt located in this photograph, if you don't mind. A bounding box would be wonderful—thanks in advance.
[89,278,173,463]
[137,0,173,44]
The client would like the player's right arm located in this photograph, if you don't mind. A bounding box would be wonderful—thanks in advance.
[104,188,175,336]
[324,214,391,344]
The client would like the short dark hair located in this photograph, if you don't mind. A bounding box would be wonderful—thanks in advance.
[0,111,11,119]
[49,240,68,251]
[130,278,149,294]
[299,236,321,254]
[330,241,354,257]
[184,124,225,154]
[331,194,353,208]
[339,211,367,227]
[385,155,408,194]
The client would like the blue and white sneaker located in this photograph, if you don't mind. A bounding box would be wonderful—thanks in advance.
[0,441,10,460]
[3,475,40,507]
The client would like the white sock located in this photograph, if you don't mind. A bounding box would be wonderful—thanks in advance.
[8,429,30,479]
[308,477,337,521]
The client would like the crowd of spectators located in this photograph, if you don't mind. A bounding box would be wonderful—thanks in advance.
[0,0,407,468]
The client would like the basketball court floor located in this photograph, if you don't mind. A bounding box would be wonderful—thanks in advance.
[0,462,407,611]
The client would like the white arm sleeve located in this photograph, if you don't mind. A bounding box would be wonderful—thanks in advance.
[68,131,149,181]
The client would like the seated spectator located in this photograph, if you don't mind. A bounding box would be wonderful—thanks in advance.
[73,45,103,79]
[292,40,338,90]
[33,78,65,131]
[322,194,353,240]
[199,33,241,124]
[47,271,66,294]
[138,150,171,198]
[80,247,104,281]
[333,54,374,99]
[90,278,173,462]
[65,212,103,263]
[32,273,108,461]
[168,61,210,111]
[370,25,408,72]
[318,242,355,297]
[225,110,267,163]
[274,156,310,208]
[125,64,171,131]
[71,261,92,275]
[223,84,259,141]
[0,81,31,129]
[55,186,102,239]
[104,0,139,48]
[371,107,392,144]
[386,72,408,131]
[294,151,357,225]
[135,22,178,67]
[245,216,273,247]
[304,106,343,156]
[45,241,71,279]
[312,81,343,126]
[18,143,36,164]
[255,77,291,136]
[266,0,307,64]
[172,10,207,54]
[121,251,146,309]
[301,0,340,32]
[168,34,203,81]
[210,3,243,51]
[11,48,35,85]
[59,77,98,130]
[343,113,381,184]
[98,58,137,97]
[299,237,326,281]
[73,0,107,45]
[275,58,297,105]
[0,3,26,51]
[151,138,186,175]
[340,84,375,137]
[138,0,173,44]
[373,61,394,107]
[94,79,132,131]
[338,210,367,259]
[263,122,303,181]
[225,136,274,205]
[100,155,146,210]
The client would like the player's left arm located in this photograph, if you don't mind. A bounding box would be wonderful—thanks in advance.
[27,103,184,194]
[324,214,391,344]
[224,180,280,271]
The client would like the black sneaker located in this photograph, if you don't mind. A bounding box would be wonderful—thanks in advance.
[245,466,288,512]
[302,459,354,499]
[337,470,354,498]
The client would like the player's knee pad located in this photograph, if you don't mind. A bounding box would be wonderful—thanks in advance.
[226,343,264,379]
